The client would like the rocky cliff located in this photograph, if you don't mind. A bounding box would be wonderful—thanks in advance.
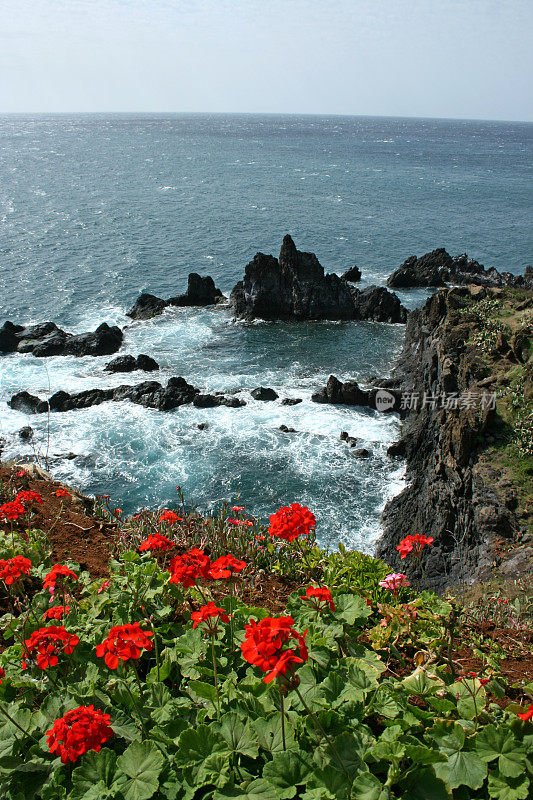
[377,285,533,590]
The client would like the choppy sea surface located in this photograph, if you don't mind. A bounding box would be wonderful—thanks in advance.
[1,114,531,550]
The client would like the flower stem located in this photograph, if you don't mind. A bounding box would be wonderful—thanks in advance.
[211,636,220,720]
[279,689,286,751]
[294,686,351,784]
[0,704,39,742]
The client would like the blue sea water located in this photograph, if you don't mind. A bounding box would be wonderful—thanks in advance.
[0,114,532,549]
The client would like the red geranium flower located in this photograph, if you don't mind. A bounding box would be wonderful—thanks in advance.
[43,605,71,621]
[17,490,43,505]
[241,615,308,684]
[159,510,182,525]
[0,666,5,685]
[230,506,245,512]
[396,534,434,559]
[517,704,533,722]
[15,470,27,478]
[0,555,32,586]
[55,488,70,498]
[96,622,153,670]
[139,533,174,552]
[300,586,335,612]
[208,554,246,580]
[0,499,26,521]
[191,602,231,631]
[23,625,79,670]
[47,706,113,764]
[168,548,211,588]
[268,503,316,543]
[43,565,78,594]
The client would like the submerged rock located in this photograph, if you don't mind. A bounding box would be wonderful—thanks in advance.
[230,235,407,322]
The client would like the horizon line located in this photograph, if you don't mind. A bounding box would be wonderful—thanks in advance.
[0,110,532,125]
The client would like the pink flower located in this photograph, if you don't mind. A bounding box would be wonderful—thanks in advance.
[378,573,411,595]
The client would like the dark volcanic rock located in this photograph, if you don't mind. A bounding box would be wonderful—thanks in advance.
[251,387,279,401]
[105,354,159,373]
[126,294,168,321]
[350,286,407,323]
[7,376,247,415]
[1,320,123,358]
[281,398,303,406]
[375,286,527,591]
[311,376,370,407]
[230,235,405,322]
[387,248,533,290]
[19,426,34,440]
[168,274,224,307]
[8,392,44,414]
[341,265,362,282]
[352,448,370,458]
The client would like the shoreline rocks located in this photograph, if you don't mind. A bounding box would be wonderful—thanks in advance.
[311,375,404,414]
[387,248,533,290]
[8,378,247,415]
[104,354,159,373]
[126,274,224,321]
[0,321,123,358]
[230,235,407,323]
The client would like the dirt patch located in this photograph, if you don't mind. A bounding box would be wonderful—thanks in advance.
[0,463,116,577]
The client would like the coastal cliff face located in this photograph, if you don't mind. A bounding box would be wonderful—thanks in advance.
[377,286,533,591]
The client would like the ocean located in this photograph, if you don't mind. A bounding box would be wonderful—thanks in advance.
[1,114,531,550]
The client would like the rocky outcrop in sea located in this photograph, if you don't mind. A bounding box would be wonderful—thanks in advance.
[230,235,407,323]
[127,274,224,320]
[0,321,123,358]
[387,248,533,290]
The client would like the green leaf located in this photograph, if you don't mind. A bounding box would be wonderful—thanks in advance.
[116,741,164,800]
[475,724,526,778]
[351,772,389,800]
[253,714,296,754]
[401,668,444,697]
[71,749,118,800]
[188,680,218,704]
[433,750,487,791]
[332,732,369,776]
[487,771,531,800]
[262,751,315,799]
[216,712,259,759]
[175,725,229,767]
[400,767,450,800]
[334,594,372,626]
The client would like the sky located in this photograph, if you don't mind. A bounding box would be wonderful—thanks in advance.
[0,0,532,121]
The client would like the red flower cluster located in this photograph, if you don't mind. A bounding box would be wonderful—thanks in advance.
[241,616,308,684]
[0,555,32,586]
[191,602,231,630]
[230,506,245,512]
[139,533,174,552]
[43,565,78,593]
[96,622,153,669]
[54,488,70,498]
[0,499,26,521]
[46,705,113,764]
[159,510,182,525]
[17,490,43,505]
[43,605,71,621]
[397,534,434,559]
[208,555,246,579]
[300,586,335,612]
[23,625,79,670]
[517,704,533,722]
[268,503,316,543]
[169,548,211,588]
[0,666,5,685]
[228,518,253,527]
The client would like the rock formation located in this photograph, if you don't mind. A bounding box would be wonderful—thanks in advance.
[0,321,123,358]
[126,274,224,321]
[8,379,246,415]
[387,248,533,290]
[230,235,407,323]
[105,354,159,373]
[341,265,362,282]
[376,285,533,590]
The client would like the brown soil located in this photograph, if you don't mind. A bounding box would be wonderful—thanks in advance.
[0,463,116,576]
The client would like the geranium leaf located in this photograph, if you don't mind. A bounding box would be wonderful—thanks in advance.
[433,750,487,791]
[253,714,296,753]
[216,712,259,759]
[262,751,315,799]
[487,771,531,800]
[333,595,372,626]
[350,772,389,800]
[175,725,229,767]
[475,724,526,777]
[71,749,118,800]
[116,741,164,800]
